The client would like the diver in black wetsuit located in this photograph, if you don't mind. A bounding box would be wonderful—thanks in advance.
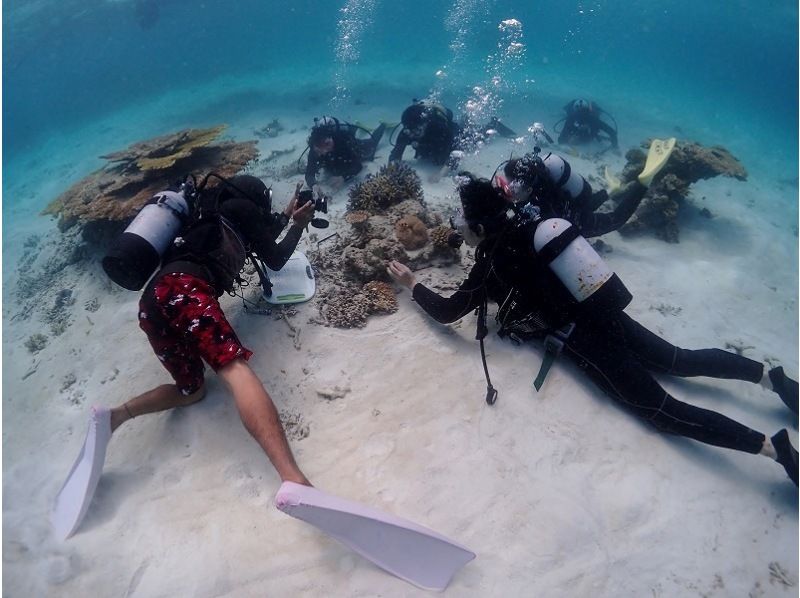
[557,99,618,149]
[305,116,386,189]
[498,148,655,238]
[389,101,463,167]
[390,100,517,180]
[387,174,799,486]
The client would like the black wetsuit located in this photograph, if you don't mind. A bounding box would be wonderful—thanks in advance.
[542,173,645,239]
[509,153,645,238]
[412,225,767,455]
[389,112,462,166]
[558,102,618,148]
[305,124,385,188]
[157,196,301,296]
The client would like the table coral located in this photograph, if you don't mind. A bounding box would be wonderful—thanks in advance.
[43,126,258,232]
[616,139,747,242]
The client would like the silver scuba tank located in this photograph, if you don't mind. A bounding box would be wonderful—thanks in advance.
[102,189,191,290]
[532,218,631,315]
[542,153,587,201]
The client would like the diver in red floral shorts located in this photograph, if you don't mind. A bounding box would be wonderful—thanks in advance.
[111,175,315,485]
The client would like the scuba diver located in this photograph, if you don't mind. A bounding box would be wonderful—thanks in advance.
[389,100,462,167]
[556,99,618,149]
[498,138,677,238]
[101,175,316,486]
[387,173,799,486]
[389,99,517,171]
[305,116,386,190]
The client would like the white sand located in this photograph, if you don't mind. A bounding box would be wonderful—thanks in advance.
[3,91,798,597]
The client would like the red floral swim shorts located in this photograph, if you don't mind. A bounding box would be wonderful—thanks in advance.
[139,273,252,394]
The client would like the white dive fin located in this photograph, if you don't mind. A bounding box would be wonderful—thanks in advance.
[275,482,475,591]
[51,406,112,539]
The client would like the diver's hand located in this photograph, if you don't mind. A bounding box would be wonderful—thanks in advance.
[387,260,417,289]
[291,199,315,230]
[284,182,303,217]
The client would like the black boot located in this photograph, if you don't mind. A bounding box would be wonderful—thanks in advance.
[771,429,798,486]
[769,366,799,415]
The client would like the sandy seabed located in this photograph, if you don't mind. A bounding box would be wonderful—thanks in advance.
[2,92,798,597]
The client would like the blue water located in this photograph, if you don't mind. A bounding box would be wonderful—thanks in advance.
[5,0,798,180]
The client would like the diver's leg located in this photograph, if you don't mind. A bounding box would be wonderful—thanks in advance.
[617,312,763,381]
[562,324,797,483]
[218,358,310,485]
[110,384,206,432]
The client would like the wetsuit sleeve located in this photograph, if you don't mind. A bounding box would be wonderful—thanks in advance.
[598,119,618,147]
[222,198,303,270]
[389,130,409,162]
[305,149,320,187]
[578,181,646,237]
[411,264,487,324]
[558,115,575,144]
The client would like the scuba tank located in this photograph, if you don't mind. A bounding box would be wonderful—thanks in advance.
[102,185,193,290]
[541,153,587,201]
[532,218,631,316]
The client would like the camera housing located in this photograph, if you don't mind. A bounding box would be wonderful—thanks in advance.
[297,189,330,228]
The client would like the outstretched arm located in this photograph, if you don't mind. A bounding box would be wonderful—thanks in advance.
[252,184,314,270]
[388,130,409,163]
[579,180,646,237]
[598,119,618,148]
[388,260,485,324]
[305,150,320,188]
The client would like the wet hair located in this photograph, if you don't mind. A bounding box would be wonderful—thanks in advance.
[218,174,272,213]
[458,172,509,233]
[308,116,341,146]
[503,155,548,193]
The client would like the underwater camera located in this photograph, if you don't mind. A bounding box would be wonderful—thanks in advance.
[297,189,330,228]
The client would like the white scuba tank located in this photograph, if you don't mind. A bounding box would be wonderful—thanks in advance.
[542,154,587,200]
[102,190,191,290]
[532,218,631,313]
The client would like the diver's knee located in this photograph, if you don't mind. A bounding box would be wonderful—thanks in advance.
[177,384,206,406]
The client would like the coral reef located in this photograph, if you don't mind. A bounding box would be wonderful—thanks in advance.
[394,215,429,250]
[43,126,258,232]
[362,281,398,314]
[344,210,371,233]
[322,289,371,328]
[617,140,747,242]
[430,225,454,251]
[312,193,461,328]
[348,163,424,212]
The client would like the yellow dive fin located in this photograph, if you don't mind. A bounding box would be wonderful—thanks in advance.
[638,137,676,186]
[604,166,621,193]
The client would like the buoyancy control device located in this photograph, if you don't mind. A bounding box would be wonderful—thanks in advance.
[102,182,195,291]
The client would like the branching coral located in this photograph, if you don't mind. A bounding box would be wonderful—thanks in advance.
[348,163,424,213]
[362,281,398,314]
[430,225,457,252]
